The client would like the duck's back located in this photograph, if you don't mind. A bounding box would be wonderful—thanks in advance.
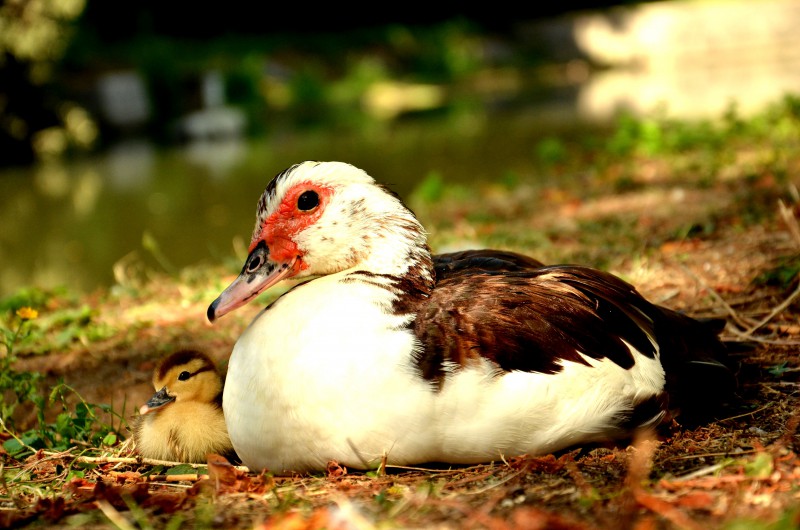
[412,265,736,438]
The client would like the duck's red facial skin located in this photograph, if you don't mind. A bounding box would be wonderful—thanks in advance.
[208,182,334,322]
[250,182,335,270]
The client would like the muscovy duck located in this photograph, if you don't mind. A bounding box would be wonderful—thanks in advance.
[207,161,735,474]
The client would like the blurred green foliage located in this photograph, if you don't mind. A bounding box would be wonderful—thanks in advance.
[535,136,569,167]
[61,16,496,146]
[411,171,447,204]
[3,4,545,165]
[0,0,93,164]
[604,96,800,159]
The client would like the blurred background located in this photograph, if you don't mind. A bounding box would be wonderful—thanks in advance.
[1,0,799,298]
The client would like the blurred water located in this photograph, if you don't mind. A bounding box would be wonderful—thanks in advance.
[0,108,576,298]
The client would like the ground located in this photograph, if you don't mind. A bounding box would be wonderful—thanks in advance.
[2,134,800,529]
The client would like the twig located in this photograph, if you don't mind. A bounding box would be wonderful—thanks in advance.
[384,464,460,473]
[147,473,207,482]
[663,449,757,462]
[672,462,730,482]
[38,451,250,472]
[677,264,753,330]
[0,462,26,510]
[723,326,800,345]
[717,402,773,422]
[444,470,499,490]
[734,198,800,336]
[739,278,800,337]
[459,468,526,495]
[680,242,800,338]
[96,499,137,530]
[377,452,388,478]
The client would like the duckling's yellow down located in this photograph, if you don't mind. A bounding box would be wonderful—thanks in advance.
[133,350,236,463]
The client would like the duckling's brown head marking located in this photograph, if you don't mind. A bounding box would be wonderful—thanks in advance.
[139,350,223,416]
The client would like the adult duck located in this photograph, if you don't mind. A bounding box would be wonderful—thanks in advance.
[134,349,237,463]
[208,161,735,474]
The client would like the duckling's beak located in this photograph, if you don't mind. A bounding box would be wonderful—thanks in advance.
[139,386,175,415]
[207,242,299,322]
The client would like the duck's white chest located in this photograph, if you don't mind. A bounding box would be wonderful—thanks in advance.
[223,278,437,472]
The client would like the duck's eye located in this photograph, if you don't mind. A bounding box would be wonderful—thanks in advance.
[245,251,265,274]
[297,190,319,211]
[178,371,191,381]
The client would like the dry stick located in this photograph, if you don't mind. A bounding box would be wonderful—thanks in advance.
[38,453,137,464]
[39,451,251,472]
[445,470,502,491]
[680,259,800,340]
[459,468,527,496]
[736,199,800,336]
[677,264,754,330]
[740,279,800,337]
[385,464,463,473]
[96,499,137,530]
[664,449,758,462]
[147,474,205,482]
[734,202,800,340]
[672,462,731,482]
[0,463,27,510]
[724,326,800,345]
[717,401,773,422]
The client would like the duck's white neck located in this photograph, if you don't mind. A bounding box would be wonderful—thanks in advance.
[338,208,436,309]
[362,216,433,277]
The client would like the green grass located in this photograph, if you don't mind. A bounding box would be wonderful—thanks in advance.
[1,302,127,462]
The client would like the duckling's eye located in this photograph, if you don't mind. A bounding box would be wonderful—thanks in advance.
[178,371,191,381]
[297,190,319,211]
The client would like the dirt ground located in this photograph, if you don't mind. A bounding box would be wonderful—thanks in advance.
[2,165,800,529]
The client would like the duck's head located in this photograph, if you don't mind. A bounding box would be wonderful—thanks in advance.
[139,350,223,416]
[207,161,431,321]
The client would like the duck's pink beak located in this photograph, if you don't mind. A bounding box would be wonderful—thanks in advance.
[207,242,298,322]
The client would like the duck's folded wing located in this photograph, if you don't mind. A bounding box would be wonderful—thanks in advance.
[412,265,735,415]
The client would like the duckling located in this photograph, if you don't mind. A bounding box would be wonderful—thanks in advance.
[133,349,237,464]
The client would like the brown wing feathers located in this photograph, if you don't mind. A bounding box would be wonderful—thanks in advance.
[413,266,657,382]
[412,264,735,410]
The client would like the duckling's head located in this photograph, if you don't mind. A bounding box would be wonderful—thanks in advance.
[139,350,223,416]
